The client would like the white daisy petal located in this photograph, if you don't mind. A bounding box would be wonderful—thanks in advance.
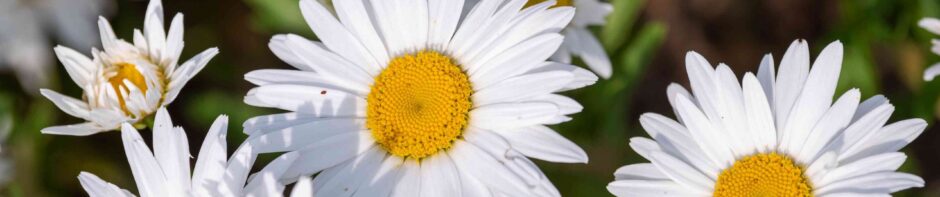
[352,155,404,197]
[219,144,258,196]
[923,62,940,81]
[192,115,230,196]
[806,152,838,181]
[280,131,375,181]
[120,123,168,197]
[315,147,385,196]
[838,118,926,163]
[836,103,894,163]
[164,48,219,104]
[607,179,705,196]
[742,73,777,153]
[243,172,286,197]
[774,40,810,134]
[639,113,719,178]
[796,89,860,162]
[299,0,381,74]
[78,172,134,197]
[673,94,734,168]
[53,46,94,86]
[814,172,923,195]
[427,0,465,50]
[244,69,327,86]
[756,54,776,109]
[97,16,120,53]
[450,141,533,196]
[853,95,888,121]
[458,168,494,197]
[918,17,940,35]
[269,35,310,71]
[243,112,320,135]
[472,71,574,106]
[613,163,668,181]
[243,152,299,195]
[151,109,191,194]
[648,152,714,192]
[245,84,366,116]
[332,0,388,73]
[420,152,463,197]
[666,83,695,123]
[40,89,90,119]
[291,176,315,197]
[780,41,843,155]
[143,0,166,60]
[164,13,184,70]
[496,125,587,163]
[816,152,907,188]
[281,34,373,93]
[248,118,365,153]
[391,159,421,197]
[566,28,612,78]
[470,102,560,130]
[469,33,565,90]
[526,62,599,91]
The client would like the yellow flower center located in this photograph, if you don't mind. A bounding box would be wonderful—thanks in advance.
[108,63,148,114]
[714,153,813,197]
[366,51,473,159]
[525,0,574,8]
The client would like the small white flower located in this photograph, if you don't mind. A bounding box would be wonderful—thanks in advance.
[244,0,596,196]
[78,108,314,197]
[40,0,218,136]
[0,0,112,92]
[607,40,926,196]
[919,17,940,81]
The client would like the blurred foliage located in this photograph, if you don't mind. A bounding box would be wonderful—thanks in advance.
[1,0,940,196]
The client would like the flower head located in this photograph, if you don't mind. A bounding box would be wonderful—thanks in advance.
[41,0,218,135]
[607,40,926,196]
[244,0,597,195]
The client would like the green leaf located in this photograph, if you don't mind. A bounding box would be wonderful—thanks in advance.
[620,22,666,81]
[602,0,647,51]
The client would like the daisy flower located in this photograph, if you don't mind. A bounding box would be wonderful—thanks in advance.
[77,108,314,197]
[467,0,613,78]
[919,17,940,81]
[244,0,595,196]
[0,0,112,92]
[607,40,926,196]
[40,0,218,136]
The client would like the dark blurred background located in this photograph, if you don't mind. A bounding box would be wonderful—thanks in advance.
[1,0,939,196]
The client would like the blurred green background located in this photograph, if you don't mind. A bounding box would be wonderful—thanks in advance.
[2,0,940,196]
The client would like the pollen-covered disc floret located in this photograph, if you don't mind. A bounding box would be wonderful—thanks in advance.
[367,51,473,159]
[714,153,813,197]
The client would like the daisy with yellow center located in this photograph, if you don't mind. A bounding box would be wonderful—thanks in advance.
[243,0,598,196]
[471,0,613,78]
[40,0,218,136]
[607,40,926,196]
